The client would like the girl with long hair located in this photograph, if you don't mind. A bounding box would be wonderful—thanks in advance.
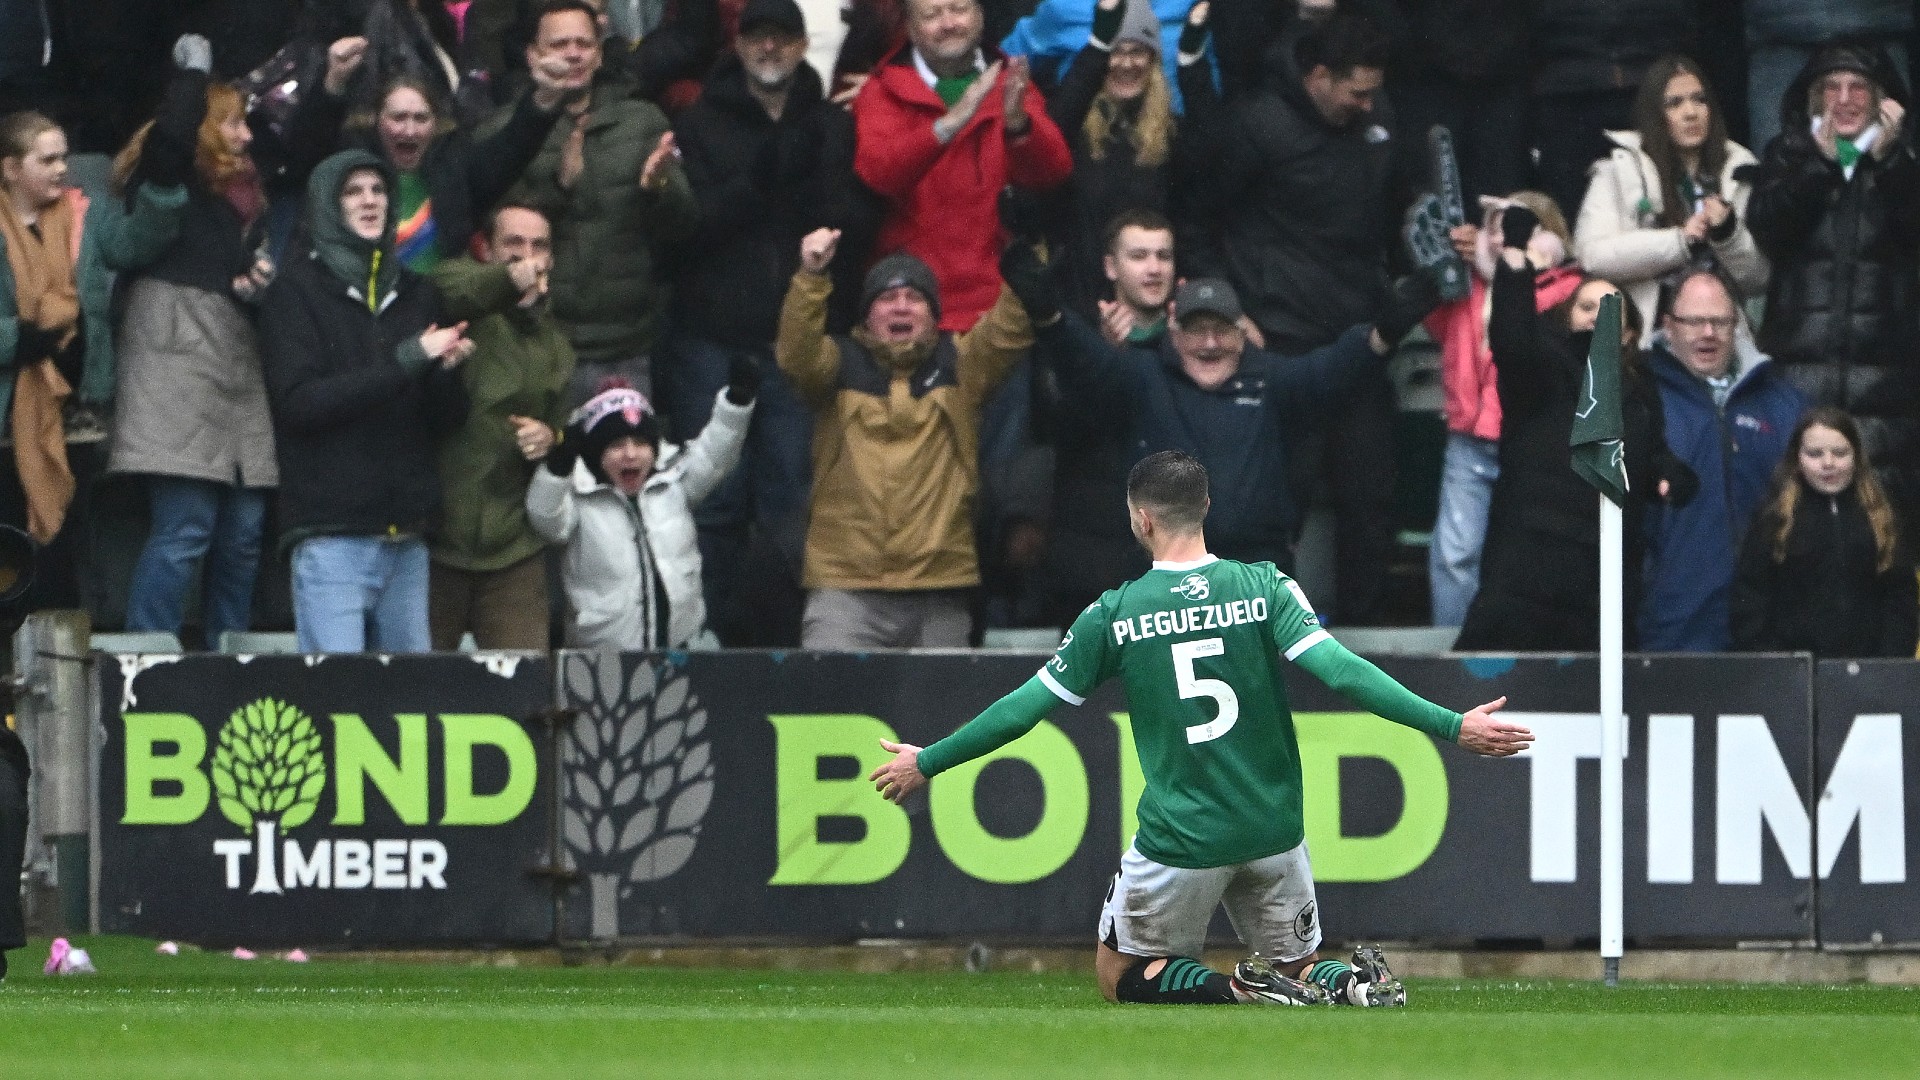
[1731,407,1918,657]
[1574,54,1768,328]
[107,38,280,646]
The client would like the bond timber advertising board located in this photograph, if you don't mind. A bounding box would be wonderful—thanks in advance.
[556,652,1820,944]
[100,653,554,945]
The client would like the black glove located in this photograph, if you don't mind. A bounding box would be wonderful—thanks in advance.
[1374,270,1443,347]
[1659,452,1700,508]
[1000,241,1060,326]
[1090,1,1125,48]
[545,420,584,477]
[726,353,763,405]
[1179,3,1210,57]
[1499,204,1540,252]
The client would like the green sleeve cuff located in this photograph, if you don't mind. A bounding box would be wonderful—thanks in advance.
[1295,638,1463,741]
[917,676,1060,777]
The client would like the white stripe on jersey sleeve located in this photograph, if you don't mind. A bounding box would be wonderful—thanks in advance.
[1283,628,1332,662]
[1037,666,1086,706]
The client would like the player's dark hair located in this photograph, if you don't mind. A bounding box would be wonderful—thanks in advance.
[1295,12,1391,79]
[532,0,601,38]
[1103,208,1174,256]
[1128,451,1209,532]
[488,201,551,241]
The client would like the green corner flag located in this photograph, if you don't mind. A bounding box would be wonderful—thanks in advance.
[1571,292,1629,508]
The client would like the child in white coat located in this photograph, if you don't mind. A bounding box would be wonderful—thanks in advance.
[527,364,756,649]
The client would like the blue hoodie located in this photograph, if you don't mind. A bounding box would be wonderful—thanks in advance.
[1001,0,1215,113]
[1638,333,1807,651]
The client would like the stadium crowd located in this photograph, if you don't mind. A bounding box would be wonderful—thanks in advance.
[0,0,1916,658]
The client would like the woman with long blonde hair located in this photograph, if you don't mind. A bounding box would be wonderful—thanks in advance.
[107,35,280,646]
[1731,407,1917,657]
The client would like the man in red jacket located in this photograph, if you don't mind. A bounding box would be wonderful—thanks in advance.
[852,0,1073,332]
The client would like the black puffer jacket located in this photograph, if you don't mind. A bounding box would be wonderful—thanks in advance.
[1186,27,1396,352]
[1749,44,1920,498]
[1532,0,1699,94]
[671,57,869,347]
[260,153,469,539]
[1731,482,1919,657]
[1455,260,1681,651]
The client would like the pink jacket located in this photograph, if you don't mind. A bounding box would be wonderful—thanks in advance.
[1425,263,1582,440]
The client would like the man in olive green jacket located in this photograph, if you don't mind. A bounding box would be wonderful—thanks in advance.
[497,1,696,406]
[428,204,575,650]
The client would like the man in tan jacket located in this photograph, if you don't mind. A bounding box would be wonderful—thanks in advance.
[777,227,1033,648]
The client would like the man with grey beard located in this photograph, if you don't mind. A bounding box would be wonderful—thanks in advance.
[666,0,869,643]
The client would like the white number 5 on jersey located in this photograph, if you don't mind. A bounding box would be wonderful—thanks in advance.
[1172,637,1239,744]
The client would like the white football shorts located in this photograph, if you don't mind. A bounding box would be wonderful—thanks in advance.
[1097,840,1322,963]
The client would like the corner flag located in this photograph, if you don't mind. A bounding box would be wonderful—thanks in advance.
[1571,293,1629,507]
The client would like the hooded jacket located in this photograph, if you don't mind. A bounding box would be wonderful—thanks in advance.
[1638,331,1808,652]
[1034,307,1383,569]
[1748,44,1920,494]
[1575,129,1769,327]
[853,41,1073,332]
[1731,479,1918,657]
[672,56,867,348]
[775,268,1033,590]
[260,150,469,540]
[1185,27,1395,352]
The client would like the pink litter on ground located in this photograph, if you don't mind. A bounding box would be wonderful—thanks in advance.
[155,941,180,955]
[44,937,69,975]
[284,949,310,963]
[231,947,257,960]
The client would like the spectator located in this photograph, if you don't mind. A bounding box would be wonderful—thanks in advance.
[286,28,575,272]
[1529,1,1698,217]
[852,0,1073,332]
[1424,192,1580,628]
[1039,0,1218,315]
[1033,208,1172,623]
[1575,54,1768,329]
[526,371,755,649]
[1,109,185,611]
[1184,10,1399,623]
[427,203,574,650]
[1732,406,1918,657]
[1638,269,1805,652]
[1454,209,1691,652]
[1027,237,1440,575]
[295,0,475,123]
[777,227,1034,648]
[1001,0,1210,114]
[1746,1,1913,153]
[1748,43,1920,513]
[260,150,473,653]
[667,0,865,637]
[107,38,278,647]
[1387,0,1531,203]
[503,0,697,403]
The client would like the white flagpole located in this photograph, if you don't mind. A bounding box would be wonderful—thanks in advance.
[1599,492,1625,986]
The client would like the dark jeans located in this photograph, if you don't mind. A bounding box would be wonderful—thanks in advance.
[125,476,267,642]
[1291,367,1401,625]
[1531,88,1638,224]
[659,333,813,638]
[1392,71,1531,203]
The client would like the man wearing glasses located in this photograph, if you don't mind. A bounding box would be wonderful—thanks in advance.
[1639,269,1807,651]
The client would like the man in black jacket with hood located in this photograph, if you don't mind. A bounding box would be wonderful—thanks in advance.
[665,0,869,641]
[1185,10,1402,623]
[1749,42,1920,515]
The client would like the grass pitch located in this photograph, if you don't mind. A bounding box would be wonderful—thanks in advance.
[1,937,1915,1079]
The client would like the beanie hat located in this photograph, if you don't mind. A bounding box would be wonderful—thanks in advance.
[861,252,941,320]
[738,0,807,37]
[1115,0,1160,53]
[570,378,661,482]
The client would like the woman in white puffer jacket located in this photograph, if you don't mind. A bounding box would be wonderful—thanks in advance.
[527,374,753,651]
[1575,54,1769,327]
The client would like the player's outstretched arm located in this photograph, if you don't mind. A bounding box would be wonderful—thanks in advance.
[1455,696,1533,756]
[869,676,1061,804]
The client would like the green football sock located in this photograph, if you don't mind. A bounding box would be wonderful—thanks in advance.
[1305,958,1359,1001]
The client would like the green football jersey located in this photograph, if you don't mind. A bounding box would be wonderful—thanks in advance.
[1039,556,1328,869]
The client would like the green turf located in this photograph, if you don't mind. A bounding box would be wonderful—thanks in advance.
[2,936,1915,1078]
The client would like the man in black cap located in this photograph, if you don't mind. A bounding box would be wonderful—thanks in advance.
[1011,237,1438,574]
[666,0,869,643]
[776,227,1036,649]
